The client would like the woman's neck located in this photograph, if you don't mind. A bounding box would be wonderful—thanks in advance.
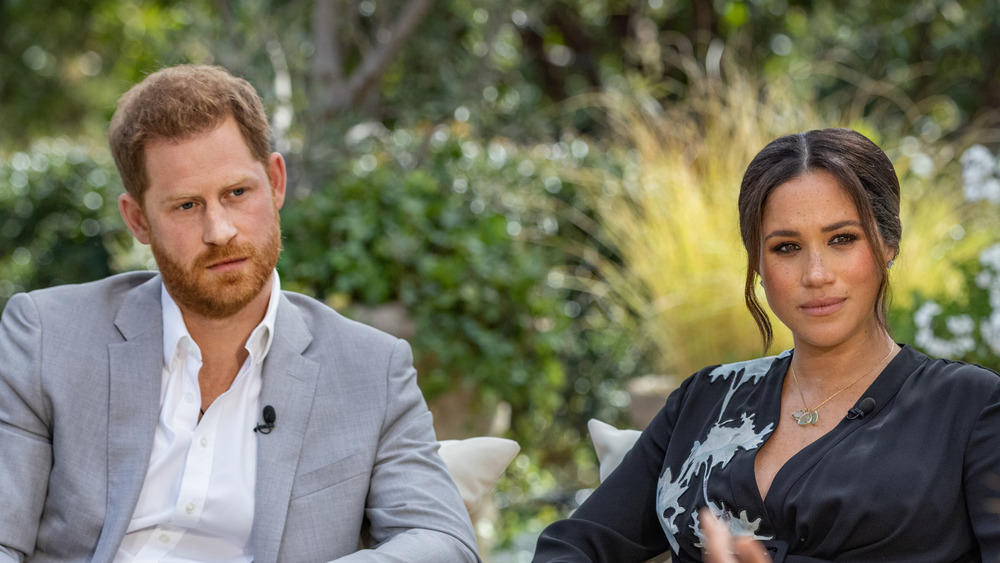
[790,327,897,390]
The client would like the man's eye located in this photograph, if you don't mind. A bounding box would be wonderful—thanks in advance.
[180,202,195,210]
[232,187,246,196]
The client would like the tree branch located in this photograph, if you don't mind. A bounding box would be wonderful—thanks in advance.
[311,0,348,118]
[331,0,437,116]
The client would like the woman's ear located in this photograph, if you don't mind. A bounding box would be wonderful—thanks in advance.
[886,244,898,268]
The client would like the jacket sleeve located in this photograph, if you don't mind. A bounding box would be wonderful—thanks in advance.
[0,547,25,562]
[531,376,696,562]
[964,377,1000,562]
[333,338,480,562]
[0,293,53,557]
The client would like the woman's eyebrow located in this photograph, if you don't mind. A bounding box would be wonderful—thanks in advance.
[764,220,861,241]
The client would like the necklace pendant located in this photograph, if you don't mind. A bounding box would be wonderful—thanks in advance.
[792,409,819,425]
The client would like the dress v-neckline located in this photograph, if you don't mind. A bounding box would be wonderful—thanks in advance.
[746,347,912,512]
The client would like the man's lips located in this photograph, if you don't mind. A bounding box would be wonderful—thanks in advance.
[800,297,846,316]
[207,257,247,272]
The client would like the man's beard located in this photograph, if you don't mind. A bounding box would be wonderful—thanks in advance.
[151,217,282,319]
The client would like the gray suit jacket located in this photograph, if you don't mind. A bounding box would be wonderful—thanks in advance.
[0,272,479,562]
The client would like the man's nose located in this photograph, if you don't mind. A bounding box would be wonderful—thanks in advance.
[202,204,237,246]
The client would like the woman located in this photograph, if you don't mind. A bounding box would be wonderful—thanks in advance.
[532,128,1000,562]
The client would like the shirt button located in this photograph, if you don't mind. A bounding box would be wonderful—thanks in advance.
[200,437,208,447]
[159,533,170,544]
[184,393,195,403]
[185,502,196,514]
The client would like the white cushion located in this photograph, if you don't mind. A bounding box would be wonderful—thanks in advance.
[588,418,642,482]
[438,437,521,512]
[588,420,670,562]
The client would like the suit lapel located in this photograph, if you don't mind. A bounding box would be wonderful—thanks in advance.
[93,275,164,562]
[252,294,319,563]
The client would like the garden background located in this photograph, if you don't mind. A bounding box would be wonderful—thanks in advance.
[2,0,999,559]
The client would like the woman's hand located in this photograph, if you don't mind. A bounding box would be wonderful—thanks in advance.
[700,509,771,563]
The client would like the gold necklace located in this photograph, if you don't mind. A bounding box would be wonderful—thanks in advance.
[789,343,894,426]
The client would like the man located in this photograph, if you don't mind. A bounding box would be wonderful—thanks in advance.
[0,64,479,562]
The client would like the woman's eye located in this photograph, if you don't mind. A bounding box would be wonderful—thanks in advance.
[773,242,799,253]
[831,233,858,245]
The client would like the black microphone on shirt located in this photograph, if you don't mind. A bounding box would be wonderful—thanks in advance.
[254,405,276,434]
[846,397,876,420]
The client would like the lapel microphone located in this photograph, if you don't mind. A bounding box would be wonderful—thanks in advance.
[846,397,877,420]
[254,405,276,434]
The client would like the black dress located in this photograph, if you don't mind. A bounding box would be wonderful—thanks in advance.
[533,345,1000,562]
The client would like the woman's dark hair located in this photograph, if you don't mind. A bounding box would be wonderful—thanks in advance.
[738,128,902,351]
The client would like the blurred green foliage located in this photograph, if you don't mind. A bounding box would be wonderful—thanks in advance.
[279,121,639,499]
[282,127,574,402]
[891,247,1000,373]
[889,144,1000,373]
[0,139,135,307]
[4,1,999,144]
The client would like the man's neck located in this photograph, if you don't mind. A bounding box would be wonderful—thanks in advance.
[179,277,273,369]
[178,277,273,412]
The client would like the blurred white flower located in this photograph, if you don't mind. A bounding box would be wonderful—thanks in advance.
[979,244,1000,310]
[976,270,993,289]
[961,145,1000,204]
[980,243,1000,272]
[914,302,977,358]
[914,301,941,327]
[981,312,1000,356]
[946,314,974,336]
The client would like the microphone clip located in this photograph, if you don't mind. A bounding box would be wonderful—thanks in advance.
[254,405,276,434]
[846,397,877,420]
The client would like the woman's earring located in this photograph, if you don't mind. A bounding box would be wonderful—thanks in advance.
[759,278,764,287]
[887,260,894,269]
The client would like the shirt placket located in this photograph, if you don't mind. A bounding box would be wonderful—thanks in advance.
[133,340,211,560]
[171,343,215,529]
[170,412,216,528]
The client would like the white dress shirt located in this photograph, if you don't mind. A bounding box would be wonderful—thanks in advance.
[113,271,281,563]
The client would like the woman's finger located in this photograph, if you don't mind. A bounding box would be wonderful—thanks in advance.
[700,509,772,563]
[700,509,735,563]
[733,536,771,563]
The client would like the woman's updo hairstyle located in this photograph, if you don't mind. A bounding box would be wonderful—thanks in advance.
[738,128,902,351]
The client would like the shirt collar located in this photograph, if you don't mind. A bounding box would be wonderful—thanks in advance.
[248,269,281,364]
[161,270,282,370]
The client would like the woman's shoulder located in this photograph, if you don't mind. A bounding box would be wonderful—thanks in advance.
[901,344,1000,396]
[688,350,792,387]
[666,351,791,411]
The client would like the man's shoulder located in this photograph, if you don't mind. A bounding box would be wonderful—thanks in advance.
[2,272,160,344]
[12,271,157,314]
[26,271,157,303]
[278,290,400,347]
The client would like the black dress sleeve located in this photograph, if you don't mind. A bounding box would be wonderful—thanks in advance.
[964,380,1000,561]
[532,376,696,562]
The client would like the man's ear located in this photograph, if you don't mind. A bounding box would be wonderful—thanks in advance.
[267,152,287,210]
[119,193,151,245]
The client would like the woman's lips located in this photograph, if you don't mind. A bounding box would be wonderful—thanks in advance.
[800,297,846,316]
